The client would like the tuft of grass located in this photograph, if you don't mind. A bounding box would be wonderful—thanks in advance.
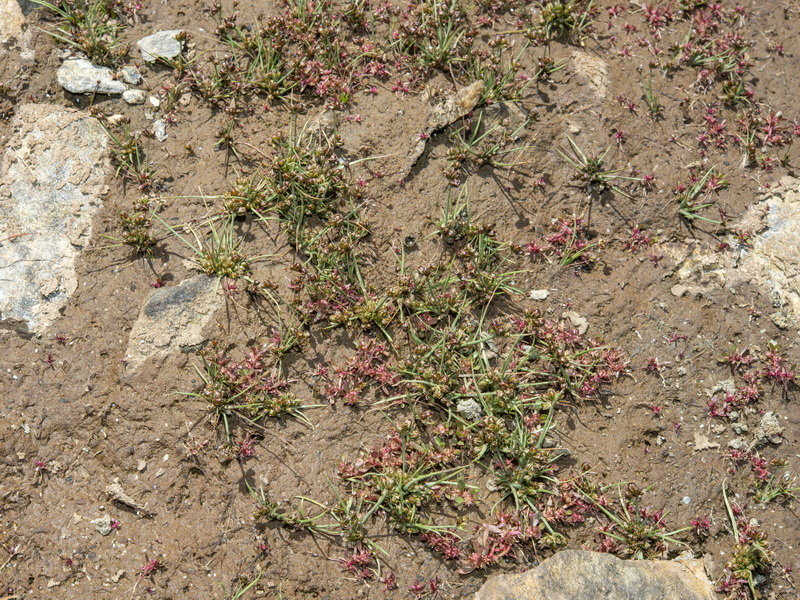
[118,199,158,256]
[641,69,662,115]
[393,0,473,71]
[586,483,690,559]
[99,120,158,191]
[150,211,261,280]
[33,0,129,66]
[675,168,722,224]
[443,111,532,186]
[192,342,314,440]
[532,0,595,43]
[557,135,641,197]
[722,482,773,598]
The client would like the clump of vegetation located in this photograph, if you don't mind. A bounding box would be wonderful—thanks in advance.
[34,0,130,66]
[118,198,157,256]
[193,341,310,437]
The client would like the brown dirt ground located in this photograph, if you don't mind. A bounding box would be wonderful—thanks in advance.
[1,0,799,598]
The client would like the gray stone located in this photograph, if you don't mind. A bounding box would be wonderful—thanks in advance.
[15,0,39,15]
[405,81,484,172]
[152,119,167,142]
[671,284,688,297]
[137,30,184,63]
[125,276,222,370]
[456,399,483,421]
[529,289,550,300]
[0,0,25,46]
[1,0,35,62]
[304,110,338,140]
[571,51,609,98]
[122,89,146,105]
[0,104,109,333]
[475,550,717,600]
[57,58,127,94]
[706,379,736,398]
[770,311,793,330]
[119,65,142,85]
[752,411,784,447]
[669,178,800,325]
[427,80,484,131]
[91,514,113,536]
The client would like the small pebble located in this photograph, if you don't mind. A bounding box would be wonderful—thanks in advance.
[122,89,146,105]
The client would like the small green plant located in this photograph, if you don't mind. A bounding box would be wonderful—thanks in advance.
[675,168,722,224]
[339,420,467,534]
[467,44,532,105]
[435,190,522,300]
[588,483,690,559]
[394,0,473,71]
[151,213,254,279]
[641,69,662,115]
[533,55,567,81]
[754,473,800,504]
[223,571,262,600]
[532,0,594,42]
[192,341,313,439]
[254,488,341,536]
[557,136,641,197]
[99,120,158,190]
[443,112,532,185]
[722,482,773,598]
[33,0,129,66]
[118,203,157,256]
[221,173,273,217]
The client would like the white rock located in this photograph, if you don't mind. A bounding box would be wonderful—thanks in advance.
[120,66,142,85]
[529,289,550,300]
[0,0,26,48]
[122,89,146,105]
[137,30,184,62]
[0,105,109,332]
[57,58,127,94]
[571,51,609,98]
[91,514,113,536]
[563,311,588,335]
[152,119,167,142]
[124,276,223,371]
[456,398,483,421]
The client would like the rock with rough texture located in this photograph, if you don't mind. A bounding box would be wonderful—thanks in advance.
[1,0,35,61]
[91,514,113,536]
[57,58,127,94]
[137,30,184,62]
[0,0,26,45]
[475,550,717,600]
[751,411,784,448]
[0,104,109,333]
[152,119,167,141]
[120,65,142,85]
[734,178,800,322]
[125,276,222,370]
[426,80,484,131]
[122,89,146,105]
[563,310,588,334]
[670,178,800,328]
[457,398,483,421]
[572,51,609,98]
[404,81,484,172]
